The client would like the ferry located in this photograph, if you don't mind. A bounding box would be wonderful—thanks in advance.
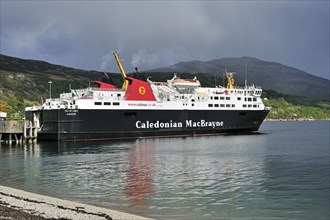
[25,52,270,141]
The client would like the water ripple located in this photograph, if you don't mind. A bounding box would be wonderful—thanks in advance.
[0,121,329,219]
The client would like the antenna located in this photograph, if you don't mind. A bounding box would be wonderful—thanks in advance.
[223,73,225,87]
[214,74,217,87]
[245,60,248,88]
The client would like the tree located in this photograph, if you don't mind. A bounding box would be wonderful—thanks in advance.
[0,101,13,113]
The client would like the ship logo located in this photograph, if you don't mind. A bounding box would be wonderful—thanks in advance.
[139,86,146,95]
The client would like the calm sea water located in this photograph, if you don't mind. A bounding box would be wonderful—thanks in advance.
[1,121,329,219]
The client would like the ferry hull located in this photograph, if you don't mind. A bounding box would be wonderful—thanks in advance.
[26,109,269,141]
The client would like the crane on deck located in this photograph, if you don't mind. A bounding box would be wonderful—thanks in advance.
[113,51,129,90]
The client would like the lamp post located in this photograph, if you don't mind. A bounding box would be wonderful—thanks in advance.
[48,81,52,99]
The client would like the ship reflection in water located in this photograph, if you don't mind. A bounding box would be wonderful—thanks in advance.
[126,141,155,209]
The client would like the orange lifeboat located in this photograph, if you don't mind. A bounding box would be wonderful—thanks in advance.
[172,76,200,89]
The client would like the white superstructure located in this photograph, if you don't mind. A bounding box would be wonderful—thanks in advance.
[26,74,266,112]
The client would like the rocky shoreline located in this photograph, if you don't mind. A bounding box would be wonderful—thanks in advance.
[0,185,152,220]
[0,203,49,220]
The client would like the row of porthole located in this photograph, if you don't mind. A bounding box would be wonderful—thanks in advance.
[210,96,231,101]
[237,97,258,102]
[208,104,235,108]
[94,102,120,106]
[243,104,259,108]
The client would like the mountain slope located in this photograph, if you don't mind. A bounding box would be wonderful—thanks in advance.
[0,54,123,103]
[150,57,329,101]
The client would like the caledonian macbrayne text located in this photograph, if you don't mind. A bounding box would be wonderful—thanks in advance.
[136,120,224,129]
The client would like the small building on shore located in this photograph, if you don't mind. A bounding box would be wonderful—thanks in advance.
[0,111,7,121]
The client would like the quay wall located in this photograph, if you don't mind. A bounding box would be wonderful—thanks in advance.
[0,120,37,144]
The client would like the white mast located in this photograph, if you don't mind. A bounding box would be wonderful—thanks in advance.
[245,59,248,88]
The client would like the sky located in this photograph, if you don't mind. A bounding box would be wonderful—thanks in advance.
[1,0,329,79]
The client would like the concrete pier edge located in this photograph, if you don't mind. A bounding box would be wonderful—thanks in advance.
[0,185,153,220]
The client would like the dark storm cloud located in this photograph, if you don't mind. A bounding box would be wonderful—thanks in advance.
[36,21,77,56]
[1,1,329,79]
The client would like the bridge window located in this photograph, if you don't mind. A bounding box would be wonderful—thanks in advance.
[94,102,102,105]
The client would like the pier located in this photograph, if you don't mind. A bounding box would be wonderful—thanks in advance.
[0,120,37,144]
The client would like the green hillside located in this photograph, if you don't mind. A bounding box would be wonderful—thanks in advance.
[0,54,123,119]
[264,98,329,120]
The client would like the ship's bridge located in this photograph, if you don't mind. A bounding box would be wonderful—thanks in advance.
[225,85,263,97]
